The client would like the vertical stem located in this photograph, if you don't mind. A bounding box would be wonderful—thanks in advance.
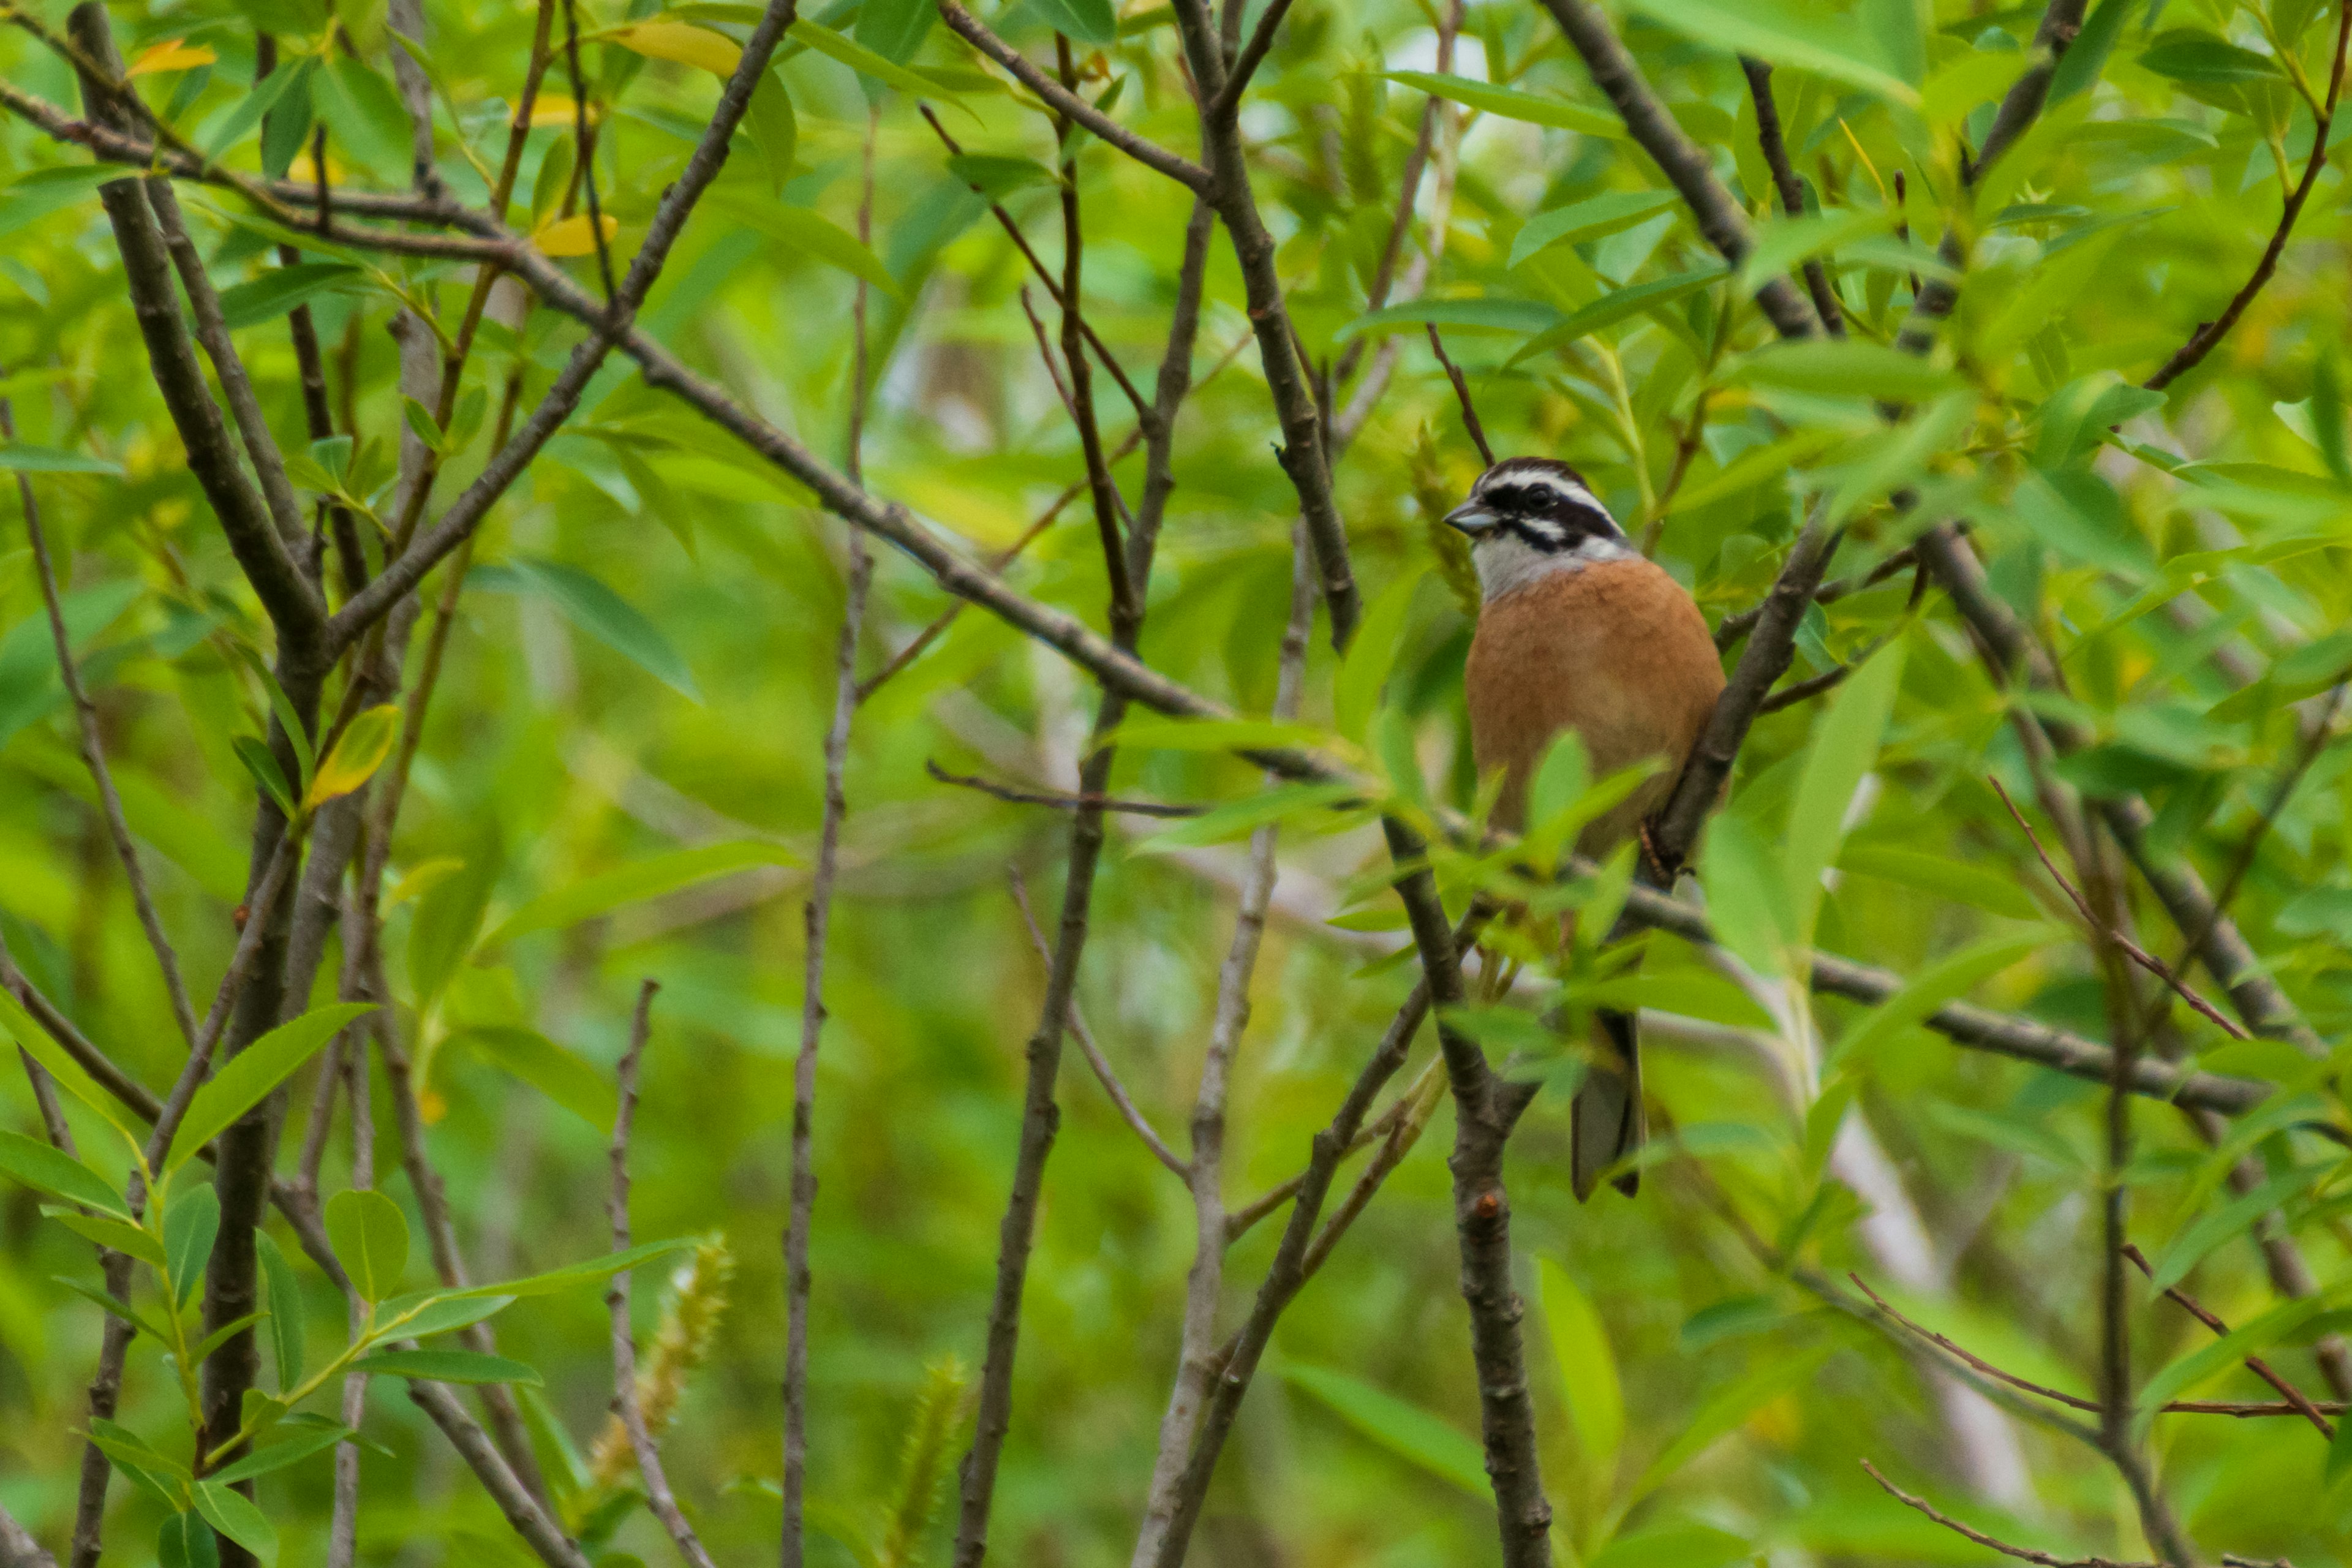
[783,103,878,1568]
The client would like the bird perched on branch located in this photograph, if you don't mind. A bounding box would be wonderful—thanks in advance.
[1446,457,1724,1199]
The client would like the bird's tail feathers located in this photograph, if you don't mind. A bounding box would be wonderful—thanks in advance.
[1571,1007,1643,1200]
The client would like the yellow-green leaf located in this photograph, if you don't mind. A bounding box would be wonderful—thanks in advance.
[306,704,402,808]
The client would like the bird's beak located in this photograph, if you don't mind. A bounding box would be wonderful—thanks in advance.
[1443,502,1494,537]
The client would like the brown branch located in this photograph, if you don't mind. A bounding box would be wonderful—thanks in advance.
[1738,59,1842,338]
[2143,1,2350,390]
[0,1503,58,1568]
[407,1381,595,1568]
[1716,542,1927,652]
[1861,1460,2159,1568]
[1424,325,1496,467]
[4,399,198,1045]
[1540,0,1819,342]
[1989,778,2248,1041]
[606,981,718,1568]
[2121,1243,2334,1440]
[926,759,1204,818]
[1006,870,1189,1181]
[1850,1273,2102,1413]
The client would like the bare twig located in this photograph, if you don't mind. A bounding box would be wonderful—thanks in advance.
[4,399,197,1044]
[2144,0,2350,390]
[0,1502,58,1568]
[1738,59,1842,337]
[407,1381,596,1568]
[1424,325,1496,467]
[1989,778,2248,1041]
[1715,543,1925,651]
[2121,1243,2334,1440]
[608,982,718,1568]
[926,759,1204,818]
[1861,1461,2159,1568]
[1007,871,1189,1181]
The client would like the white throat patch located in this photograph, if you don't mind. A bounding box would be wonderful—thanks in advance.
[1471,530,1633,601]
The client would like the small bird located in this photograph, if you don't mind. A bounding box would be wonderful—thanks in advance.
[1446,457,1725,1199]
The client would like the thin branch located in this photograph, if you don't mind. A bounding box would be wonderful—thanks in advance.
[2121,1243,2334,1440]
[1738,59,1842,337]
[407,1381,595,1568]
[4,399,197,1045]
[0,1503,58,1568]
[325,911,375,1568]
[1861,1461,2159,1568]
[560,0,618,303]
[1989,778,2248,1041]
[1540,0,1819,342]
[607,981,717,1568]
[1716,542,1924,651]
[926,759,1205,818]
[1212,0,1297,116]
[935,0,1212,192]
[1007,870,1189,1180]
[1424,325,1496,467]
[2143,0,2350,390]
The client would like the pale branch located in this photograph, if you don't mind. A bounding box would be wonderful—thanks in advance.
[1539,0,1819,342]
[1007,871,1190,1181]
[5,402,197,1046]
[0,1503,57,1568]
[1132,527,1315,1567]
[785,153,878,1564]
[408,1381,596,1568]
[2144,0,2346,391]
[607,982,718,1568]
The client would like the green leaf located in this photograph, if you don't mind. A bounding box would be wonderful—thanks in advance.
[376,1290,516,1339]
[192,1479,278,1562]
[788,20,970,110]
[1836,844,2042,920]
[215,262,364,331]
[1698,815,1788,976]
[88,1417,188,1479]
[164,1183,222,1310]
[305,704,401,808]
[349,1348,545,1385]
[232,645,315,790]
[1625,0,1921,105]
[167,1003,374,1172]
[2330,1398,2352,1485]
[206,1422,357,1484]
[402,396,450,458]
[41,1207,167,1267]
[725,202,903,298]
[325,1188,409,1302]
[1782,638,1905,949]
[1630,1347,1832,1502]
[0,165,127,240]
[1735,207,1893,296]
[0,987,140,1145]
[482,557,702,699]
[157,1512,220,1568]
[314,56,414,181]
[2049,0,2138,101]
[1027,0,1119,46]
[0,1129,131,1218]
[1340,295,1561,344]
[1508,190,1681,268]
[855,0,937,61]
[205,59,313,160]
[55,1276,170,1342]
[1335,570,1425,742]
[1378,71,1623,137]
[1281,1362,1488,1495]
[233,735,297,819]
[2138,31,2280,86]
[453,1026,619,1129]
[1506,266,1727,366]
[1734,339,1961,402]
[1537,1257,1623,1472]
[1100,715,1329,756]
[408,848,498,1008]
[2147,1164,2326,1291]
[481,840,797,949]
[746,72,799,196]
[945,154,1056,197]
[256,1231,305,1390]
[189,1310,266,1366]
[0,443,126,475]
[454,1236,696,1298]
[1921,1099,2086,1171]
[1129,782,1362,853]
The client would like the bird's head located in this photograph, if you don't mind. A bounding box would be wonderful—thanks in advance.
[1442,457,1631,600]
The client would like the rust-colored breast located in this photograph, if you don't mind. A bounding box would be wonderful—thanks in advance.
[1466,557,1725,850]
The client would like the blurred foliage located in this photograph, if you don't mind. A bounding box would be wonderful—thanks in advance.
[3,0,2352,1561]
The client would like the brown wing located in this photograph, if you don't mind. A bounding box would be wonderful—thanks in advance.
[1464,556,1724,852]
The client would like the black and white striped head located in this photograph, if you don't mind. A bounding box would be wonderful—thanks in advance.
[1442,458,1631,600]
